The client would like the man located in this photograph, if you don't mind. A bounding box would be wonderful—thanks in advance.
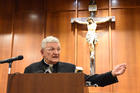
[24,36,126,87]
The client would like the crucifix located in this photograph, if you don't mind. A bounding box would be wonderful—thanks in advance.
[71,0,115,75]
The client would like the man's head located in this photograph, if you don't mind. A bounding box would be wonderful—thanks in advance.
[41,36,61,64]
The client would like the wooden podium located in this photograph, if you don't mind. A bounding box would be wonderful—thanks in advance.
[7,73,88,93]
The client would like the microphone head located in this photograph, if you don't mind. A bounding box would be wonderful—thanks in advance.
[17,55,24,60]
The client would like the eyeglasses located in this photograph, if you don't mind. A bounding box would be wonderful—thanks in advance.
[45,47,61,52]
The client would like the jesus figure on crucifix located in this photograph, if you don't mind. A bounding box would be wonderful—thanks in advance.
[71,16,113,75]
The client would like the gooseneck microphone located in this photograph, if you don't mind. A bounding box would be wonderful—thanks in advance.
[0,55,24,64]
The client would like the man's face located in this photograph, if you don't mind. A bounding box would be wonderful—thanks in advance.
[41,42,60,64]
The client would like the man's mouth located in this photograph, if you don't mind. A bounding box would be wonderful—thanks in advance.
[52,56,59,58]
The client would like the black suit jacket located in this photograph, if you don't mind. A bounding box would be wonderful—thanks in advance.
[24,59,118,87]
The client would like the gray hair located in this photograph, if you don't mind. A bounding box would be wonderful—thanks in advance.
[41,36,60,49]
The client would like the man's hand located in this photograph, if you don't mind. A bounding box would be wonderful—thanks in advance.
[112,63,127,77]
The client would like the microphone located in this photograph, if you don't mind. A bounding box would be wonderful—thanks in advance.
[0,55,23,64]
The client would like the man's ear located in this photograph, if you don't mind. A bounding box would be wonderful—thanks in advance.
[40,49,44,55]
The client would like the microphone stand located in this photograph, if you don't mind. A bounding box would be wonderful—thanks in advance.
[7,61,14,93]
[8,62,12,74]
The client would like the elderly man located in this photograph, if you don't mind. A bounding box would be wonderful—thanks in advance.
[24,36,126,87]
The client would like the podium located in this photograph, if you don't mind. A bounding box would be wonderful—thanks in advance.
[7,73,88,93]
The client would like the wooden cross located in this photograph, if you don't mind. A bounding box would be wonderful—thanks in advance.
[71,0,115,75]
